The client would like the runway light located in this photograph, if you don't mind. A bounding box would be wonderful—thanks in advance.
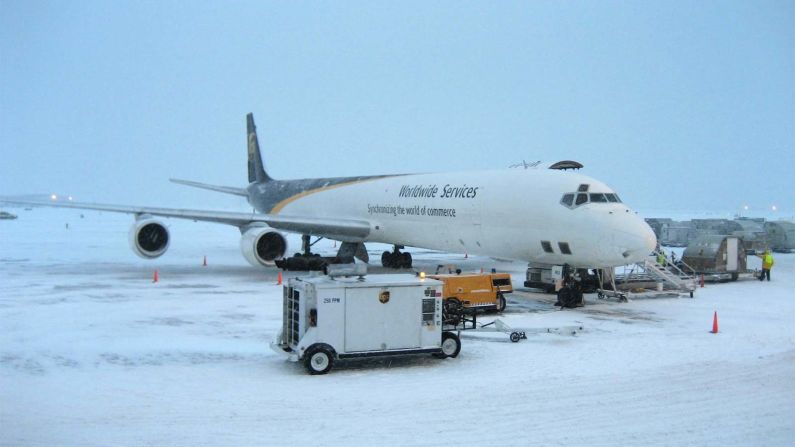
[772,205,778,211]
[743,205,749,211]
[50,194,57,201]
[68,196,73,201]
[419,271,426,279]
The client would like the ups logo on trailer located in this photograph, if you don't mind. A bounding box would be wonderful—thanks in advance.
[379,290,390,304]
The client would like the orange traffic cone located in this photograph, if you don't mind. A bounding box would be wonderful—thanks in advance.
[202,255,207,267]
[153,270,159,283]
[277,271,283,285]
[711,311,719,334]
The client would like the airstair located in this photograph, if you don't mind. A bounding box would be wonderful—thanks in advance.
[639,252,698,297]
[610,251,697,298]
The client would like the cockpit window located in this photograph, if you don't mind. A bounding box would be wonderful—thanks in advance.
[562,189,622,209]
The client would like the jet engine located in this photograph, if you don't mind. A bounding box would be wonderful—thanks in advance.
[129,218,170,259]
[240,226,288,266]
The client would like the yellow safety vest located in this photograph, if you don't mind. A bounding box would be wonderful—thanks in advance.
[763,254,774,269]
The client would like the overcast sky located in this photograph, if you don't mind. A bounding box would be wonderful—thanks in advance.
[1,1,793,217]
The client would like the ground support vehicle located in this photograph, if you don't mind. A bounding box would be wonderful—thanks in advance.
[428,272,513,312]
[524,265,563,293]
[271,273,460,374]
[524,264,603,307]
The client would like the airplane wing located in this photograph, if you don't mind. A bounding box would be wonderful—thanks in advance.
[169,178,249,197]
[0,198,371,241]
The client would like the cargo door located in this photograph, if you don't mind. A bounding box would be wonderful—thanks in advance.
[726,237,738,271]
[469,196,484,254]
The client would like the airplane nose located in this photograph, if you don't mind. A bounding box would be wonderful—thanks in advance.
[619,217,657,262]
[642,222,657,252]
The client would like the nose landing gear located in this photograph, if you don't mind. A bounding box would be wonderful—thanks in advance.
[554,264,585,309]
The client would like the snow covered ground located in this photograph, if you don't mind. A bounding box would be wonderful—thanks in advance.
[1,208,793,446]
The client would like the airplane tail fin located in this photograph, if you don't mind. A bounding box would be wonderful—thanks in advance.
[247,113,272,183]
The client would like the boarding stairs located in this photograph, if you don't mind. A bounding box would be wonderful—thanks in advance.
[639,252,698,296]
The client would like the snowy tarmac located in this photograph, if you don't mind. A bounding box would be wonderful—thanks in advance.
[1,209,794,446]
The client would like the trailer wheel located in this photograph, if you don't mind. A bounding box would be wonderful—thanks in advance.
[495,292,507,312]
[304,344,335,375]
[435,332,461,359]
[445,297,462,311]
[510,332,521,343]
[442,298,462,326]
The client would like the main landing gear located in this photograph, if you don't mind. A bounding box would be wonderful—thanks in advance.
[275,234,327,271]
[276,235,369,271]
[381,245,412,269]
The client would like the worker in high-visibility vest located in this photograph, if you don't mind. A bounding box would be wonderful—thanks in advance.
[656,251,667,267]
[756,250,774,281]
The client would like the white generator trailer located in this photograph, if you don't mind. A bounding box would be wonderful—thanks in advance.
[271,273,461,374]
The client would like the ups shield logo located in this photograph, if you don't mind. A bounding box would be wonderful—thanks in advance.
[379,291,390,304]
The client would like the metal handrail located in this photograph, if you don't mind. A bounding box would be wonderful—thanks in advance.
[652,250,696,278]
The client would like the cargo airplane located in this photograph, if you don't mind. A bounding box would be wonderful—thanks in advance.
[4,114,656,278]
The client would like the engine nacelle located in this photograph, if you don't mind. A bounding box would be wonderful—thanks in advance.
[240,226,288,266]
[129,218,170,259]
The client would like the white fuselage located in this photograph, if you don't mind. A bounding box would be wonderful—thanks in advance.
[276,168,656,268]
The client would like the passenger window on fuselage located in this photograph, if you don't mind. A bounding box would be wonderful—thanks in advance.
[561,194,574,207]
[541,241,554,253]
[558,242,572,255]
[575,193,588,205]
[590,193,607,203]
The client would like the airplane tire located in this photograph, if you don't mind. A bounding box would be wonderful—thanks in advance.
[401,252,412,269]
[557,288,576,308]
[381,251,392,268]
